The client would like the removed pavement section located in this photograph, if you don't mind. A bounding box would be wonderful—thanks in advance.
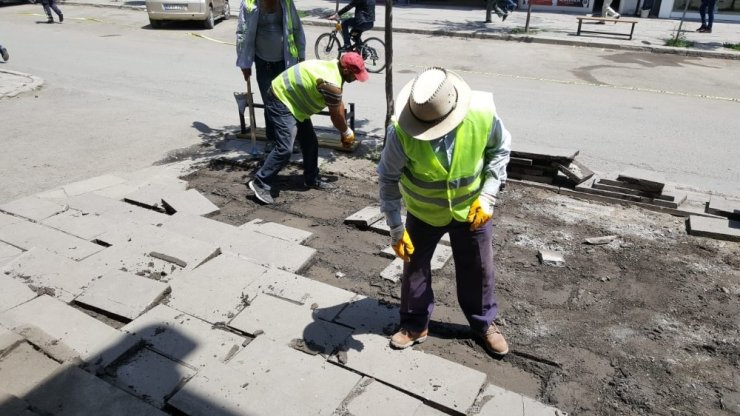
[0,160,563,415]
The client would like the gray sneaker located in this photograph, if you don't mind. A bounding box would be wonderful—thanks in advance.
[248,179,274,204]
[0,47,8,62]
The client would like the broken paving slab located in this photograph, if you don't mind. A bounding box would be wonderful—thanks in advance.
[0,241,23,268]
[332,333,486,413]
[169,336,361,416]
[334,297,398,336]
[123,183,188,212]
[552,159,594,185]
[238,218,313,244]
[687,215,740,242]
[62,193,171,227]
[0,195,67,222]
[510,144,579,164]
[167,253,267,324]
[61,174,127,196]
[229,294,353,355]
[24,364,167,416]
[538,250,565,267]
[0,275,37,313]
[0,295,128,364]
[121,304,246,369]
[616,168,666,193]
[477,383,564,415]
[103,347,196,409]
[0,342,63,398]
[75,269,169,321]
[345,205,384,227]
[80,243,183,282]
[380,258,404,283]
[706,195,740,220]
[0,326,24,354]
[2,248,104,303]
[343,378,426,416]
[245,267,356,322]
[40,209,114,240]
[0,220,104,261]
[160,189,220,216]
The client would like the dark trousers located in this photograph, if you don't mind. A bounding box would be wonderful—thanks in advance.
[254,56,286,138]
[254,90,319,190]
[41,0,62,19]
[699,0,717,28]
[400,213,498,334]
[341,19,373,47]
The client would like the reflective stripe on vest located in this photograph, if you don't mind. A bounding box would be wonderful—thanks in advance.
[396,92,495,227]
[271,60,342,121]
[245,0,256,12]
[285,0,298,59]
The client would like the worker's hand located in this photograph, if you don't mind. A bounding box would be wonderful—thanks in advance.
[241,68,251,81]
[390,225,415,262]
[327,12,339,20]
[340,128,355,149]
[466,193,496,231]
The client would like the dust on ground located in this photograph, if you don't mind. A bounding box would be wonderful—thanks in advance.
[177,142,740,416]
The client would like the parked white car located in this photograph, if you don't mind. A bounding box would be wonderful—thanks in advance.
[145,0,230,29]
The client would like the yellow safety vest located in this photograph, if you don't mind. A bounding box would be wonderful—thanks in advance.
[271,60,343,122]
[395,92,495,227]
[244,0,298,59]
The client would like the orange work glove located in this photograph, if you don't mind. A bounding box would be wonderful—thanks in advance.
[340,128,355,149]
[390,225,415,262]
[466,193,496,231]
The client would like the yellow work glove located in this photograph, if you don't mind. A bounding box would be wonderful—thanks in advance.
[341,128,355,149]
[466,193,496,231]
[390,224,415,262]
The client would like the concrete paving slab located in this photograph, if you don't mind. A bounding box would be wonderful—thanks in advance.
[80,243,184,283]
[169,336,362,416]
[229,294,353,355]
[687,215,740,242]
[617,167,666,193]
[334,297,398,336]
[92,182,143,200]
[63,193,171,227]
[75,270,169,320]
[538,250,566,267]
[61,174,127,196]
[477,384,564,415]
[24,364,168,416]
[0,390,30,416]
[161,189,220,216]
[345,205,384,227]
[0,221,104,261]
[238,218,313,244]
[245,267,357,322]
[0,213,23,228]
[121,304,246,369]
[0,275,37,313]
[12,324,88,364]
[380,258,404,283]
[0,342,62,397]
[707,195,740,220]
[123,183,188,211]
[344,378,424,416]
[0,327,23,355]
[332,333,486,413]
[35,187,67,201]
[2,248,104,303]
[382,244,452,271]
[167,253,267,323]
[0,295,123,363]
[511,144,579,164]
[104,347,196,408]
[369,215,407,235]
[161,212,315,273]
[0,195,67,222]
[96,223,221,270]
[40,209,113,240]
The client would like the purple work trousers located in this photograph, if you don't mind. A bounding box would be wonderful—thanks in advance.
[400,213,498,335]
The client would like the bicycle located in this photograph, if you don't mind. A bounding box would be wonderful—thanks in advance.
[314,18,386,74]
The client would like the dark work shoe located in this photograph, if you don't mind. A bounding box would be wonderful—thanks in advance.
[1,47,8,62]
[59,14,63,23]
[248,179,274,205]
[696,25,706,32]
[46,17,54,23]
[305,179,335,190]
[502,12,509,21]
[704,27,712,33]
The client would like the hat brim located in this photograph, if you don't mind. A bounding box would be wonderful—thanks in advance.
[394,70,472,141]
[355,69,369,82]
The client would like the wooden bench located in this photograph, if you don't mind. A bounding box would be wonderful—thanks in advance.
[576,16,639,40]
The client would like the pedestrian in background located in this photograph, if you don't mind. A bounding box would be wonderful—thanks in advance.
[697,0,717,32]
[236,0,306,135]
[1,44,8,62]
[247,53,368,205]
[39,0,63,23]
[377,67,512,357]
[601,0,620,19]
[327,0,375,51]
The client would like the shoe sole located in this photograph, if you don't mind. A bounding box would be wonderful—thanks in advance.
[248,180,272,205]
[390,335,427,349]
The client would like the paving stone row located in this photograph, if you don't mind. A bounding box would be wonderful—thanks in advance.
[0,163,563,415]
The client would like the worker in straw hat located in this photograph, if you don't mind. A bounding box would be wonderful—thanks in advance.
[377,67,512,357]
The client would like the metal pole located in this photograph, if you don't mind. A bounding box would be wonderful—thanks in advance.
[674,0,691,42]
[525,0,532,32]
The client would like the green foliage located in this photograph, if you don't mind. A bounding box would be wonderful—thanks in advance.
[509,27,538,35]
[723,42,740,51]
[664,36,693,48]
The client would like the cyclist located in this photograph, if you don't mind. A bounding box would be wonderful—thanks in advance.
[327,0,376,52]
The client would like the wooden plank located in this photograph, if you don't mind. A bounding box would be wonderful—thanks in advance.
[235,127,360,153]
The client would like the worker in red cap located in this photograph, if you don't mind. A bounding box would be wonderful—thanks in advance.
[248,52,369,204]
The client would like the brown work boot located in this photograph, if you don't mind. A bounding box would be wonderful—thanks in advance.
[481,323,509,357]
[390,328,428,349]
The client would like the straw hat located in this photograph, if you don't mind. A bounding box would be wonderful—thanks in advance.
[395,67,472,141]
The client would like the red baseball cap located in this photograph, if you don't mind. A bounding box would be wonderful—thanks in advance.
[340,52,369,82]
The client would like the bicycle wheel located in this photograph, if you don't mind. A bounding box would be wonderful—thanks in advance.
[359,37,386,74]
[315,33,341,61]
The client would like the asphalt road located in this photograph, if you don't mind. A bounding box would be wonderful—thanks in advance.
[1,3,738,203]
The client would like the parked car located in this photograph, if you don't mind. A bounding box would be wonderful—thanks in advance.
[145,0,230,29]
